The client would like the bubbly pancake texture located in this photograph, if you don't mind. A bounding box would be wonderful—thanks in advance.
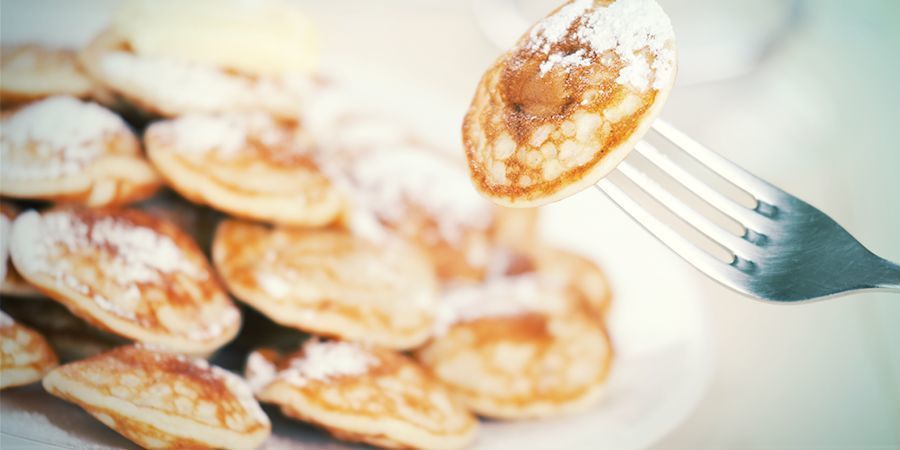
[9,208,240,354]
[80,28,316,119]
[462,0,676,207]
[43,345,270,449]
[0,96,161,207]
[145,113,342,227]
[418,275,613,419]
[0,45,95,105]
[0,311,58,389]
[213,220,437,350]
[248,340,477,449]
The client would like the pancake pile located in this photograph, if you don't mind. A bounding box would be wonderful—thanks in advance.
[0,311,58,389]
[247,340,478,449]
[463,0,677,206]
[43,345,271,449]
[0,0,649,448]
[0,96,161,207]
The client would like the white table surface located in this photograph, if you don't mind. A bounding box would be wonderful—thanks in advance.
[2,0,898,448]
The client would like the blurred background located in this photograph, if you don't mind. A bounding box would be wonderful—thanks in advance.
[3,0,899,448]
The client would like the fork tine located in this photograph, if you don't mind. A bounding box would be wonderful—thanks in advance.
[652,119,784,205]
[635,141,774,234]
[617,160,761,260]
[595,179,750,293]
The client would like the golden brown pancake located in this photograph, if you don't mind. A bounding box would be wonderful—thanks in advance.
[0,310,58,389]
[0,44,95,106]
[417,275,613,419]
[136,191,222,254]
[530,246,613,317]
[145,113,343,227]
[0,96,161,207]
[462,0,677,207]
[213,220,437,350]
[9,208,241,355]
[43,345,271,449]
[2,298,126,362]
[79,28,317,119]
[307,112,539,281]
[247,340,478,449]
[0,201,40,297]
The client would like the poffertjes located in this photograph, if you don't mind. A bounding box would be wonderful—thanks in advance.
[417,275,613,419]
[247,340,478,449]
[43,345,271,450]
[144,113,342,227]
[9,208,241,355]
[213,220,437,350]
[0,201,40,297]
[78,0,319,119]
[0,311,58,389]
[0,45,96,106]
[463,0,676,207]
[0,96,161,207]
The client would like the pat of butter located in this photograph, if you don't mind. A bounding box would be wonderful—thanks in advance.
[113,0,318,76]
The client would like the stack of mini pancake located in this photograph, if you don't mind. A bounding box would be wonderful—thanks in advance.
[0,0,676,448]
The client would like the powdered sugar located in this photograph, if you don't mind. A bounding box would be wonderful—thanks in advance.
[157,113,306,161]
[527,0,675,91]
[435,275,550,335]
[9,210,201,319]
[0,96,130,181]
[279,340,376,387]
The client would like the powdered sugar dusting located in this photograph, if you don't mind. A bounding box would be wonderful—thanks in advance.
[527,0,675,91]
[435,275,552,335]
[9,210,201,319]
[279,340,376,387]
[0,96,130,181]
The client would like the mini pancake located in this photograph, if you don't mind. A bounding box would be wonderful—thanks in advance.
[79,28,317,119]
[530,246,613,317]
[417,275,613,419]
[0,96,161,207]
[0,311,58,389]
[9,208,241,355]
[2,298,126,362]
[145,113,342,227]
[213,220,437,350]
[0,44,95,106]
[462,0,677,207]
[43,345,271,450]
[247,340,477,449]
[308,112,538,281]
[1,202,40,297]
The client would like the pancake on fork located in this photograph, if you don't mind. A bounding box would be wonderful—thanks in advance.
[43,345,271,450]
[247,339,478,449]
[145,113,342,227]
[308,111,538,281]
[9,208,241,355]
[417,275,613,419]
[0,96,161,207]
[78,0,318,119]
[0,44,95,106]
[1,202,40,297]
[462,0,677,207]
[0,311,58,389]
[213,220,437,350]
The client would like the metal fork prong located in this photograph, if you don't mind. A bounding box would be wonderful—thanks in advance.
[652,119,783,204]
[595,179,748,292]
[635,141,773,234]
[617,160,761,260]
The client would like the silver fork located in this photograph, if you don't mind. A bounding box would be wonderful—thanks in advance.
[596,119,900,302]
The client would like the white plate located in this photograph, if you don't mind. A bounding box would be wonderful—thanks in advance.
[1,2,712,449]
